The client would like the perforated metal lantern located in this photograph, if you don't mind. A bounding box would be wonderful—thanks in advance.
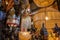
[33,0,55,7]
[33,7,60,30]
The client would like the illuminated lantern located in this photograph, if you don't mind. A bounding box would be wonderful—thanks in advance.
[6,8,20,27]
[33,0,55,7]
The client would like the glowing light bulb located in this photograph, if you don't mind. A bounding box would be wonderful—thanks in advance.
[13,19,15,23]
[45,16,49,20]
[11,24,13,27]
[6,1,8,5]
[23,32,27,35]
[27,9,30,11]
[26,8,30,13]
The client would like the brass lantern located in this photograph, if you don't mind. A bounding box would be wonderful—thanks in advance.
[33,7,60,30]
[33,0,55,7]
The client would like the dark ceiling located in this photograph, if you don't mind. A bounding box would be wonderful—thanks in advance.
[56,0,60,11]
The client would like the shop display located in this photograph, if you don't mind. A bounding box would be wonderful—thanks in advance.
[0,0,60,40]
[6,8,20,40]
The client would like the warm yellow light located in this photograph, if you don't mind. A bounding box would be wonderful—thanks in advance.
[13,19,16,23]
[6,1,8,5]
[22,32,30,36]
[45,16,49,20]
[11,24,13,27]
[23,32,27,35]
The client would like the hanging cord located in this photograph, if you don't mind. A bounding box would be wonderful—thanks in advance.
[45,7,47,18]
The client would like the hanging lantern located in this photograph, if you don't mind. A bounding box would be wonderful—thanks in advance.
[33,7,60,29]
[33,0,55,7]
[7,8,20,27]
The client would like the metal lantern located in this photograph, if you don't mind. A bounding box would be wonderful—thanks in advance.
[33,0,55,7]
